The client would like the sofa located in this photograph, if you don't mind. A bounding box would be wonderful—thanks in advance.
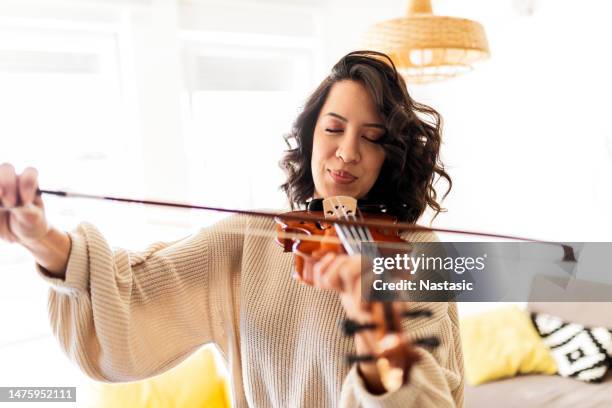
[464,302,612,407]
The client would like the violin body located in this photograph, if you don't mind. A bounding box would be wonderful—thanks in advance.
[275,209,406,285]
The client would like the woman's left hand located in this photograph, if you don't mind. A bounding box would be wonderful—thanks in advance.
[300,253,408,394]
[308,253,369,321]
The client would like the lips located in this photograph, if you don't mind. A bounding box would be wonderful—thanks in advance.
[328,169,358,184]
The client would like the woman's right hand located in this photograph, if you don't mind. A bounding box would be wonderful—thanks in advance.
[0,163,49,245]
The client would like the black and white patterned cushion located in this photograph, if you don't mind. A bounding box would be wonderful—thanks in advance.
[531,312,612,383]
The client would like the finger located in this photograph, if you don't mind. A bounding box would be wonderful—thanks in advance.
[299,256,315,284]
[11,202,42,225]
[340,273,372,320]
[337,255,361,293]
[292,255,308,283]
[0,212,17,242]
[318,255,351,290]
[341,280,369,318]
[313,252,337,286]
[299,252,327,285]
[0,163,17,208]
[18,167,39,206]
[31,192,45,212]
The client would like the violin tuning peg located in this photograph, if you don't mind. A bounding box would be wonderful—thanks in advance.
[346,353,376,365]
[414,336,440,349]
[401,309,433,319]
[342,319,378,336]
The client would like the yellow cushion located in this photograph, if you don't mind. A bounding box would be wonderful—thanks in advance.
[461,305,557,385]
[85,346,231,408]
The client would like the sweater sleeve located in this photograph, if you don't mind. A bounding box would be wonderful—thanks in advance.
[339,302,464,407]
[35,215,245,382]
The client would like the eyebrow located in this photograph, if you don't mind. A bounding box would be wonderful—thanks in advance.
[324,112,385,130]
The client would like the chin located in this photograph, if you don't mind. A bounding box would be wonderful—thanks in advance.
[323,185,360,198]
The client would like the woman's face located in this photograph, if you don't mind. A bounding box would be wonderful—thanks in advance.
[311,80,386,199]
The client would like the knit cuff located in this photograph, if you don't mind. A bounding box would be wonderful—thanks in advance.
[347,363,425,408]
[36,228,90,295]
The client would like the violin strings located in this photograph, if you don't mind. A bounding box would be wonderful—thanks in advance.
[330,197,360,255]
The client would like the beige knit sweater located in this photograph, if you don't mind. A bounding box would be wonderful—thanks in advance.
[36,214,464,408]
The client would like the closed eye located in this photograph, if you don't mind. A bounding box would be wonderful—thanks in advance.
[362,134,385,144]
[325,128,343,133]
[362,136,378,143]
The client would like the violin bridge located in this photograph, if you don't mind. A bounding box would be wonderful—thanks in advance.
[322,196,357,219]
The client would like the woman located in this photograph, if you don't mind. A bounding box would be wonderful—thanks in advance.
[0,51,463,407]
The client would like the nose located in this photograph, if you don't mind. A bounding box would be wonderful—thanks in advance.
[335,130,361,164]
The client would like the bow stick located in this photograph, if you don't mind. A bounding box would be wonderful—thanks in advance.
[22,188,576,262]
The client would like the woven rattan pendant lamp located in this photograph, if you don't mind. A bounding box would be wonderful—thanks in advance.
[362,0,490,83]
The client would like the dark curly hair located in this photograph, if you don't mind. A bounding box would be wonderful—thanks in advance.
[280,50,451,223]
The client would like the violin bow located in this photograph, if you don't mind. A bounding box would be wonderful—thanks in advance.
[34,188,577,262]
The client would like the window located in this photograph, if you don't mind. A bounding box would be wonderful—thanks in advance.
[181,42,317,209]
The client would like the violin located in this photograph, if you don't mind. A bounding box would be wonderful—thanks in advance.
[275,195,439,392]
